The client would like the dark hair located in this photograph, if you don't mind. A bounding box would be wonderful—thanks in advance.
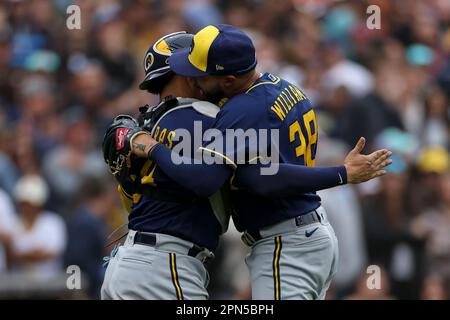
[235,67,256,78]
[145,72,175,95]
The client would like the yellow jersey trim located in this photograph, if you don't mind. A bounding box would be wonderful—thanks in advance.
[245,77,280,94]
[199,147,238,168]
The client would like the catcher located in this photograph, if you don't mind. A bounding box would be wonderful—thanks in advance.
[100,32,229,300]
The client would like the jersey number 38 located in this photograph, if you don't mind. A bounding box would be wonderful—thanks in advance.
[289,109,318,167]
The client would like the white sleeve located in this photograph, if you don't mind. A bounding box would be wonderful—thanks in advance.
[39,213,67,255]
[0,190,19,234]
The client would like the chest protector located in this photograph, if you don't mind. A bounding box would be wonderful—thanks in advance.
[137,96,232,234]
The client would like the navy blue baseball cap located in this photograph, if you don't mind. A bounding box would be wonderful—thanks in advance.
[169,24,257,77]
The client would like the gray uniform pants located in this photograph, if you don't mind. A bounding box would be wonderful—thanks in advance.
[245,206,339,300]
[101,230,210,300]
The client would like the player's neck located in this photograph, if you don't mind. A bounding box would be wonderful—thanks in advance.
[160,76,193,100]
[229,70,261,97]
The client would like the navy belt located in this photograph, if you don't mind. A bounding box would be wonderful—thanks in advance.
[133,232,209,262]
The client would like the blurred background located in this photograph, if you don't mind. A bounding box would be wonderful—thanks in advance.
[0,0,449,300]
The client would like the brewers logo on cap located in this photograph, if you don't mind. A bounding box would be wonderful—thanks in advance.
[153,38,172,56]
[144,52,154,72]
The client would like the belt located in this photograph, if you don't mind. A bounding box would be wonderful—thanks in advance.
[241,208,327,246]
[132,231,214,264]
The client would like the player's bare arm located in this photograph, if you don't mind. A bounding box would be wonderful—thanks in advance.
[130,131,158,158]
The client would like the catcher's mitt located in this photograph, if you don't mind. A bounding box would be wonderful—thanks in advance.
[102,114,148,183]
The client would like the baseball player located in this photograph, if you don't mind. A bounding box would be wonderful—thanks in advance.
[128,24,392,300]
[100,32,230,300]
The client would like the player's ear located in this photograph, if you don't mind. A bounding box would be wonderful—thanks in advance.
[184,76,202,99]
[185,76,196,89]
[221,75,237,89]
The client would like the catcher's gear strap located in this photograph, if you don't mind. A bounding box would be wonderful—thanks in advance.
[138,95,181,131]
[136,96,209,204]
[139,96,220,134]
[190,100,220,118]
[138,97,230,231]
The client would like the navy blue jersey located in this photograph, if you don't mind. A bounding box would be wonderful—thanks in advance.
[121,101,222,250]
[201,73,322,232]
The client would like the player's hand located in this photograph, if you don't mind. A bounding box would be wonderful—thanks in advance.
[130,132,158,158]
[344,137,392,184]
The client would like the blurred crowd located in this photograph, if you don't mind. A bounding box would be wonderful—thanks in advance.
[0,0,449,300]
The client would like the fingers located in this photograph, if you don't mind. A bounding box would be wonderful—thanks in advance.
[371,150,393,169]
[353,169,387,184]
[351,137,366,155]
[347,145,394,183]
[364,153,392,182]
[380,159,393,168]
[371,170,387,179]
[367,149,389,160]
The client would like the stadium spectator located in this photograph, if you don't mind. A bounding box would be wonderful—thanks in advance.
[64,177,117,299]
[0,188,18,271]
[42,110,106,210]
[411,168,450,298]
[7,175,66,277]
